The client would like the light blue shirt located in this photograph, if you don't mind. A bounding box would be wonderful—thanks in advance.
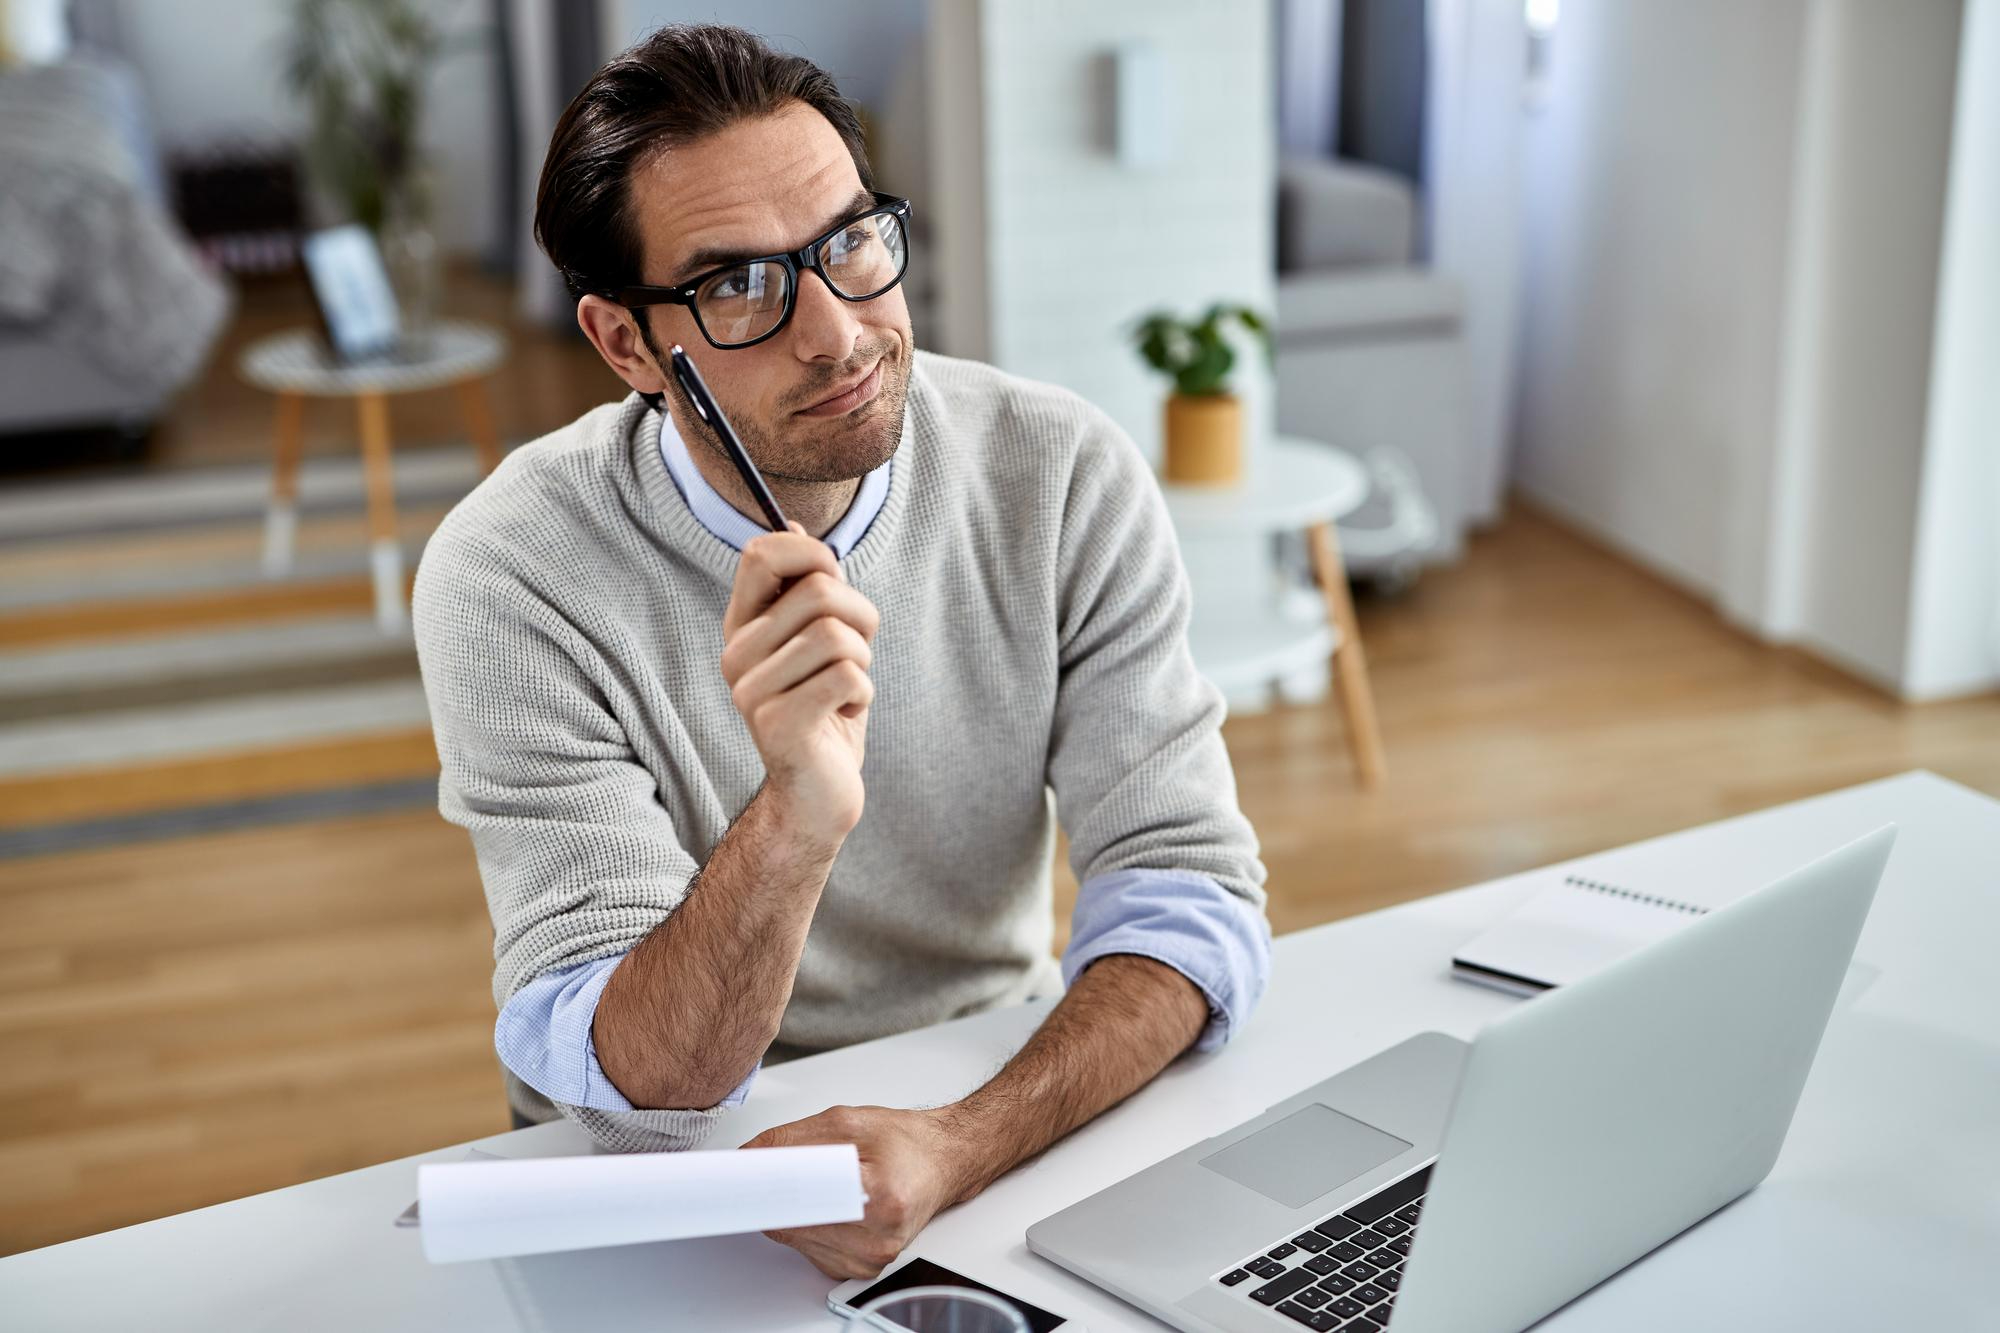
[494,406,1271,1113]
[653,396,892,558]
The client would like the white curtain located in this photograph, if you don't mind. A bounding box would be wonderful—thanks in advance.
[1277,0,1343,158]
[1423,0,1527,524]
[506,0,604,327]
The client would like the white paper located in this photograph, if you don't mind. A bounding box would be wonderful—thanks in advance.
[417,1143,865,1264]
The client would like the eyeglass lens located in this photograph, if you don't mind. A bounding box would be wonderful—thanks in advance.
[694,210,908,346]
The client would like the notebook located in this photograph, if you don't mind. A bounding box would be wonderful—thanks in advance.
[1451,872,1714,996]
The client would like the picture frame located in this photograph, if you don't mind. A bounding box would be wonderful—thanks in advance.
[299,224,403,363]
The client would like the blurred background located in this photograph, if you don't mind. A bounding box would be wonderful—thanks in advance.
[1,0,1995,1254]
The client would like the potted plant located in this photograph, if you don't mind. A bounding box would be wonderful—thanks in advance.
[283,0,479,332]
[1131,303,1273,486]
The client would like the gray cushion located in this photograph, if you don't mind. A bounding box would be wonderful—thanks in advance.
[1276,266,1462,342]
[1277,155,1417,272]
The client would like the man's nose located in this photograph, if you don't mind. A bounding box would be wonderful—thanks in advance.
[788,268,862,363]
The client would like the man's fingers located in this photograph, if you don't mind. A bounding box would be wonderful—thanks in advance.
[751,661,874,738]
[729,617,871,715]
[763,1225,846,1274]
[724,530,842,636]
[722,573,879,684]
[765,1224,899,1281]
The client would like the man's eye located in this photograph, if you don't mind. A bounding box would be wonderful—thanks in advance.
[714,271,751,298]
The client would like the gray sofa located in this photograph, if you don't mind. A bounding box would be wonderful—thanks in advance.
[0,50,230,442]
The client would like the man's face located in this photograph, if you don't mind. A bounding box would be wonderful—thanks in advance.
[621,101,912,484]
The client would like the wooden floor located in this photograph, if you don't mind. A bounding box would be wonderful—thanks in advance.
[4,265,1997,1256]
[4,504,1996,1254]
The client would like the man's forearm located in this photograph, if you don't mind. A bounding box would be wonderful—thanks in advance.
[933,953,1210,1204]
[592,782,842,1108]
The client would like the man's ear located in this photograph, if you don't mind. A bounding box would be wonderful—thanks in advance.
[576,295,668,395]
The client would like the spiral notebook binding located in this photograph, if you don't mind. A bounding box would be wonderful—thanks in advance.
[1563,874,1708,917]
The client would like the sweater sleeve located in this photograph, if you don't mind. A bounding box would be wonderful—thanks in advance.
[1061,868,1271,1050]
[412,530,744,1152]
[1044,402,1272,1025]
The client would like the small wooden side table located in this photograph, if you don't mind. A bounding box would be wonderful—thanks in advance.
[237,320,508,632]
[1162,436,1387,788]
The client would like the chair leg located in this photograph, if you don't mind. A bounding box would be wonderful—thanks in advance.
[457,375,503,475]
[1307,520,1386,788]
[356,391,405,633]
[263,392,305,578]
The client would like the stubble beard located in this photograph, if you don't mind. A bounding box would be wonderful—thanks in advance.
[646,326,910,485]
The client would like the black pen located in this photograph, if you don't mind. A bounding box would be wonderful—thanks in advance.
[668,343,793,536]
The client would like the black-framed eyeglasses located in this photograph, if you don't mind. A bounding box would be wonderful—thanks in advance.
[590,192,912,351]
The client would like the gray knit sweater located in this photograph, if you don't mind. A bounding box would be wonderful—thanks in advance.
[413,350,1267,1151]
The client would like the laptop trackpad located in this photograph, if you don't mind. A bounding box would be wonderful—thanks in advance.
[1199,1103,1412,1209]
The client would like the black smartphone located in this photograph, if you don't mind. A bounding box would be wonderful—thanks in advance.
[827,1256,1082,1331]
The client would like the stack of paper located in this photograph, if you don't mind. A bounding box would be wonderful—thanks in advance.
[415,1143,866,1264]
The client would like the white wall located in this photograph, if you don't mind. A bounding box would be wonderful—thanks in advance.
[1514,0,1983,699]
[1754,0,1963,689]
[926,0,992,363]
[1426,0,1527,527]
[1513,0,1808,597]
[114,0,503,259]
[608,1,925,111]
[1905,0,2000,699]
[935,0,1277,466]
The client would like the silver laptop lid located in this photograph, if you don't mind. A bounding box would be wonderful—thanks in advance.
[1390,824,1895,1333]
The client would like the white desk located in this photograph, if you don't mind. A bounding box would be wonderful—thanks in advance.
[5,771,1995,1331]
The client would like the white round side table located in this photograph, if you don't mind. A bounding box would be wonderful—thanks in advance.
[1162,436,1386,787]
[237,320,509,632]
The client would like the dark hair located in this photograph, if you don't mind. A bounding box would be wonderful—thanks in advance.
[534,24,874,300]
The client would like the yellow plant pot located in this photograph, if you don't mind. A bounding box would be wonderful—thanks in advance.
[1162,391,1244,486]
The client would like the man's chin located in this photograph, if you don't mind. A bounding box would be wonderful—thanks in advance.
[767,438,897,483]
[770,381,904,480]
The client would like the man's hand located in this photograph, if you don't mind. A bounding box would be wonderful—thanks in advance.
[721,522,880,844]
[745,956,1210,1279]
[743,1104,966,1280]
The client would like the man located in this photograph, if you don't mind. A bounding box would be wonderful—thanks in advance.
[413,24,1270,1281]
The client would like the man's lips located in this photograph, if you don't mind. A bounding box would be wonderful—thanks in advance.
[796,360,883,416]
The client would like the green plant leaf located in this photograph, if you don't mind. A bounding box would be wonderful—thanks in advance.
[1132,300,1273,392]
[1174,323,1233,395]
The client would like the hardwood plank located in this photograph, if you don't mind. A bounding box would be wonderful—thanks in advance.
[0,729,437,830]
[0,578,382,649]
[0,806,503,1253]
[0,503,454,587]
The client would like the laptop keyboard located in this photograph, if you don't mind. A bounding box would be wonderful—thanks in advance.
[1212,1162,1431,1330]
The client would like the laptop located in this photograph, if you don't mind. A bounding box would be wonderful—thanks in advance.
[1026,825,1895,1332]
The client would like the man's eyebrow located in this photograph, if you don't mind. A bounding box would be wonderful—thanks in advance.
[668,188,877,285]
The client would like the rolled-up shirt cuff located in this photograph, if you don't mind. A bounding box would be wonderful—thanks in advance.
[496,955,759,1112]
[1059,867,1273,1052]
